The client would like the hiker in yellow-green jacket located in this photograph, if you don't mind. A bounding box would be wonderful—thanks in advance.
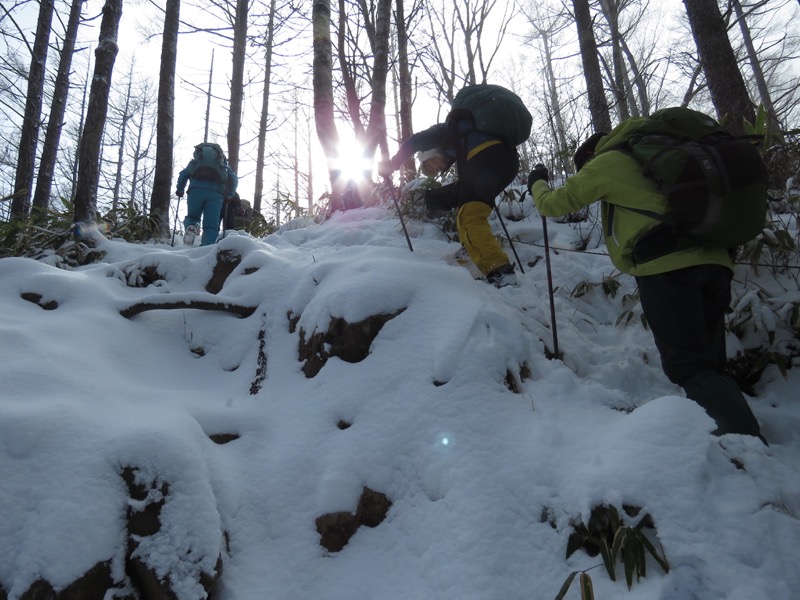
[528,121,765,443]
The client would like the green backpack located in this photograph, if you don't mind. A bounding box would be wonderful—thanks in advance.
[601,107,768,248]
[191,142,229,184]
[221,195,254,231]
[450,84,533,146]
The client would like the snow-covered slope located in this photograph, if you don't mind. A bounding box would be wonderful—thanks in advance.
[1,204,798,600]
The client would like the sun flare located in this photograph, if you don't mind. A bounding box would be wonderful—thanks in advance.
[331,136,374,182]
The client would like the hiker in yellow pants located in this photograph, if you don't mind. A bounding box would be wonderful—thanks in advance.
[378,112,520,287]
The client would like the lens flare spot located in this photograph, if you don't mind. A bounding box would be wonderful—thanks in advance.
[331,135,373,182]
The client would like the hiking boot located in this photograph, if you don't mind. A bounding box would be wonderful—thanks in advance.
[486,263,518,288]
[183,225,197,246]
[683,370,766,443]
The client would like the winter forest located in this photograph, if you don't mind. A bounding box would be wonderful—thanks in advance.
[2,0,800,598]
[1,0,799,231]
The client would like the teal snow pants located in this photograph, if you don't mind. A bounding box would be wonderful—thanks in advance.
[183,181,224,246]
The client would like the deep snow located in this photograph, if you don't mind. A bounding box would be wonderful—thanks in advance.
[1,196,798,600]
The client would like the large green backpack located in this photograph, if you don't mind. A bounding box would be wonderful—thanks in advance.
[449,84,533,146]
[221,194,255,231]
[190,142,229,184]
[601,107,768,248]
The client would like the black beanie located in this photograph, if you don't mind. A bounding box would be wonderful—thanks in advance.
[574,131,608,171]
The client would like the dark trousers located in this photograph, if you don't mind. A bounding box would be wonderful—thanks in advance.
[635,264,732,387]
[424,141,518,211]
[636,264,763,439]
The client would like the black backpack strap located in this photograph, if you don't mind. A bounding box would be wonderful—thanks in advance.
[628,216,706,265]
[444,108,476,167]
[631,224,681,264]
[614,202,690,264]
[624,205,669,223]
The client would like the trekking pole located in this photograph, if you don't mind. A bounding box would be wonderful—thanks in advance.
[221,199,228,240]
[493,204,525,274]
[384,175,414,252]
[171,195,182,247]
[541,213,561,359]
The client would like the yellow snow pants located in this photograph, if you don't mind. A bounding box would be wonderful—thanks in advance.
[453,139,519,275]
[456,201,509,275]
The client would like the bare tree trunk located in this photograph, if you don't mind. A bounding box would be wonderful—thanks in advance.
[730,0,781,130]
[71,65,90,203]
[572,0,612,132]
[148,0,179,235]
[205,49,215,142]
[326,0,392,208]
[12,0,54,219]
[129,110,145,211]
[395,0,413,145]
[227,0,248,172]
[681,62,703,107]
[112,70,134,215]
[73,0,122,227]
[312,0,340,174]
[394,0,415,179]
[619,37,649,116]
[338,0,365,138]
[363,0,391,159]
[33,0,83,213]
[293,103,300,217]
[254,0,277,213]
[307,114,314,213]
[523,3,572,171]
[541,32,570,173]
[597,0,630,121]
[682,0,755,134]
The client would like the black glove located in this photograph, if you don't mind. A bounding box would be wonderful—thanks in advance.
[527,164,549,189]
[175,190,184,198]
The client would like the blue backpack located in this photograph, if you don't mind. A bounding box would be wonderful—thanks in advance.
[190,143,229,184]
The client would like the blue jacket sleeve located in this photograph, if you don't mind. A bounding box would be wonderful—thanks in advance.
[225,167,238,198]
[176,161,194,194]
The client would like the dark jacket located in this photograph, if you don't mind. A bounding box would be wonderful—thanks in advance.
[388,117,502,172]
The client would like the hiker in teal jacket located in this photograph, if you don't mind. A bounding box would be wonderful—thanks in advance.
[176,150,238,247]
[528,122,765,442]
